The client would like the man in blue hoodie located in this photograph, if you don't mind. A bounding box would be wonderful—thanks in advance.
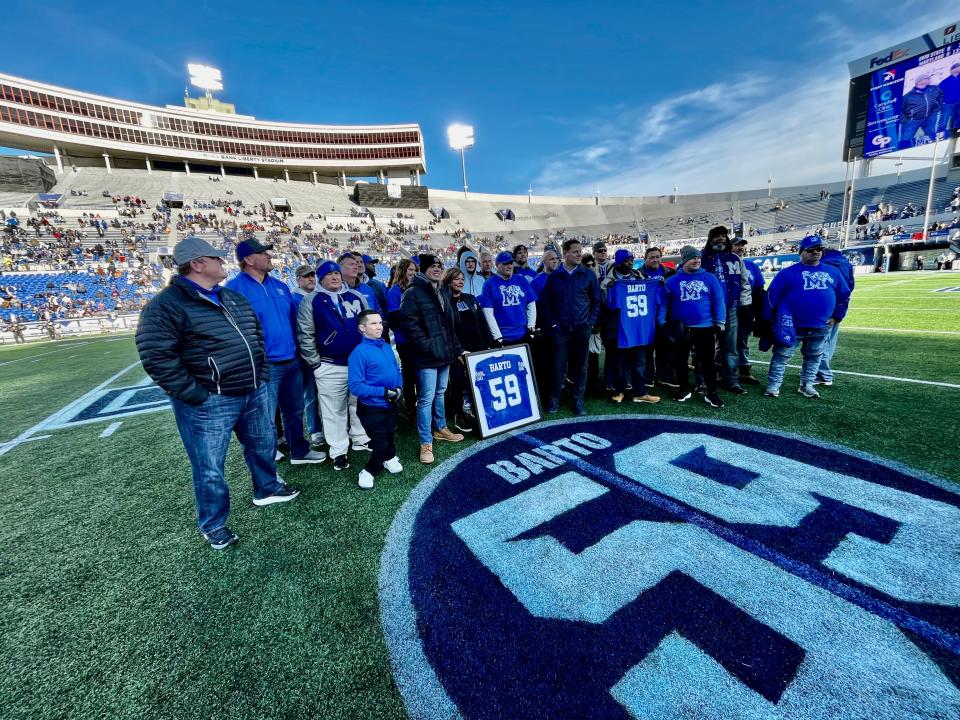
[664,245,727,408]
[815,244,855,387]
[227,239,326,465]
[701,226,751,395]
[939,63,960,133]
[764,235,852,399]
[348,309,403,490]
[296,260,372,470]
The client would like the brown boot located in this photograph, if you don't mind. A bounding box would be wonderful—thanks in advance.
[420,443,435,464]
[433,427,464,443]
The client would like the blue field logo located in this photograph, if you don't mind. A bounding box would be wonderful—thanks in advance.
[380,416,960,719]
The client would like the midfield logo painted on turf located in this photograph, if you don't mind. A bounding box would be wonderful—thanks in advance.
[380,417,960,719]
[46,375,169,430]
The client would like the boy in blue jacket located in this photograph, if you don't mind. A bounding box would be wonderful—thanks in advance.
[348,309,403,490]
[764,235,851,399]
[663,245,727,408]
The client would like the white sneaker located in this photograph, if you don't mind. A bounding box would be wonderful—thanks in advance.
[384,456,403,474]
[275,450,285,461]
[351,442,373,452]
[290,449,327,465]
[358,469,374,490]
[309,432,325,445]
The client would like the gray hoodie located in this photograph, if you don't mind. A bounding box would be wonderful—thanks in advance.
[458,250,486,297]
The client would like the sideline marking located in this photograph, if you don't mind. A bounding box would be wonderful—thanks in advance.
[0,341,91,367]
[844,326,960,335]
[99,422,122,438]
[0,361,142,458]
[749,361,960,388]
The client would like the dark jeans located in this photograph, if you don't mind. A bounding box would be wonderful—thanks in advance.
[356,402,398,476]
[531,333,553,400]
[736,305,754,371]
[714,307,738,386]
[614,345,650,396]
[644,330,676,385]
[170,383,285,535]
[676,327,718,395]
[900,116,939,147]
[396,343,418,418]
[446,356,468,422]
[264,360,310,459]
[551,325,592,404]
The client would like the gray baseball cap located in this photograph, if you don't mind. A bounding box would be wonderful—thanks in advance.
[173,236,230,265]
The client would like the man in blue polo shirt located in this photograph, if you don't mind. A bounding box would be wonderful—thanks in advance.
[479,251,537,345]
[227,238,326,465]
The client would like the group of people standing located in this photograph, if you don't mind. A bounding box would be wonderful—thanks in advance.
[136,226,853,550]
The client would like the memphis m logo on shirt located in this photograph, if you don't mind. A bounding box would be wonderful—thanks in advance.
[679,280,710,302]
[499,285,526,307]
[341,296,365,317]
[802,271,833,291]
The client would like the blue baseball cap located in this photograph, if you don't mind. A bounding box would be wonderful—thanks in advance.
[236,237,273,260]
[614,249,634,265]
[316,260,341,279]
[495,251,514,264]
[361,254,377,264]
[799,235,824,252]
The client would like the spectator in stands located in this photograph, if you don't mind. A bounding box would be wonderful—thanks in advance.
[291,264,324,446]
[764,236,851,399]
[136,236,299,551]
[938,62,960,133]
[387,259,418,415]
[442,267,492,432]
[512,244,537,282]
[899,73,943,148]
[479,251,494,280]
[732,238,765,385]
[815,243,855,388]
[347,309,404,490]
[296,260,371,472]
[663,245,727,409]
[701,226,751,395]
[397,253,465,465]
[479,251,538,346]
[458,250,486,297]
[592,241,613,280]
[539,239,601,416]
[227,239,326,466]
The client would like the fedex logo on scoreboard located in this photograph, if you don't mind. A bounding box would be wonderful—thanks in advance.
[870,47,911,67]
[381,417,960,719]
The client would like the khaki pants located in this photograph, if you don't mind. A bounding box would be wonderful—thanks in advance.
[313,363,369,458]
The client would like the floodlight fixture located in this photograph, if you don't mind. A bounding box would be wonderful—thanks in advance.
[188,63,224,93]
[447,124,475,198]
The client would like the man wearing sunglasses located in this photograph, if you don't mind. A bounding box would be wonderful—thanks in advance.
[764,236,852,399]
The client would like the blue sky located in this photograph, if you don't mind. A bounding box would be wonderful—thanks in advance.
[2,1,956,197]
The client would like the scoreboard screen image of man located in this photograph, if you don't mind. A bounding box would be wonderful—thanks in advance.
[465,344,542,437]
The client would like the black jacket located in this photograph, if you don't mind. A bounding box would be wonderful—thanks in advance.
[397,274,464,369]
[539,264,601,333]
[450,291,493,352]
[136,275,267,405]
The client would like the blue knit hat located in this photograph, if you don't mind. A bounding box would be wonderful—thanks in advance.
[316,260,341,279]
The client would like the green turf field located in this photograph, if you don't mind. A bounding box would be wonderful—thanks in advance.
[1,271,958,720]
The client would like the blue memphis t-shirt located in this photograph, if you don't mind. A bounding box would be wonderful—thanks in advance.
[478,274,537,341]
[607,277,662,348]
[473,353,532,430]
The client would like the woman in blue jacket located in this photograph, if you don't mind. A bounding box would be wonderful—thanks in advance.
[663,245,727,408]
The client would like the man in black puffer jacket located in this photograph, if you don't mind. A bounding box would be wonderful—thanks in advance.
[398,253,466,465]
[136,236,299,551]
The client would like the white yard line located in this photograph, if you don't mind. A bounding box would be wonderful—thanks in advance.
[843,326,960,335]
[0,361,142,458]
[750,361,960,388]
[99,422,122,438]
[0,341,91,367]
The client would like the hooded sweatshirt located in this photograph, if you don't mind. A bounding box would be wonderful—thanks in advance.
[664,267,727,328]
[458,250,486,297]
[701,237,752,308]
[766,261,851,330]
[295,285,368,367]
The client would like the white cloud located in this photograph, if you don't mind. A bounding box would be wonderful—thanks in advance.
[535,5,958,197]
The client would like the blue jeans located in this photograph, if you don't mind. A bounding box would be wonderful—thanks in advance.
[301,364,323,437]
[817,322,841,382]
[615,345,650,396]
[416,366,450,444]
[715,307,738,385]
[170,383,285,535]
[899,116,939,147]
[767,327,830,390]
[938,102,959,133]
[264,360,310,458]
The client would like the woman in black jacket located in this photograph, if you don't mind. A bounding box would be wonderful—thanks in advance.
[442,267,492,432]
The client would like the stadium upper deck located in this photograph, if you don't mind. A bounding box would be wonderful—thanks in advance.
[0,73,426,183]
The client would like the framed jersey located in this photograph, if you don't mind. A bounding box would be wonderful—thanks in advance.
[465,343,541,438]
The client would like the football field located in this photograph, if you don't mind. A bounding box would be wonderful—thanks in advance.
[2,271,959,719]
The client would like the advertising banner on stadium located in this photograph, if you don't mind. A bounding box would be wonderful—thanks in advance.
[863,40,960,157]
[747,247,875,274]
[466,344,541,437]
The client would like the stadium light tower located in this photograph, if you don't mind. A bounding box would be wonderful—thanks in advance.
[447,124,474,198]
[188,63,223,101]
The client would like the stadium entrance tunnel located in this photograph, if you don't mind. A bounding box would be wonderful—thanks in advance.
[380,416,960,719]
